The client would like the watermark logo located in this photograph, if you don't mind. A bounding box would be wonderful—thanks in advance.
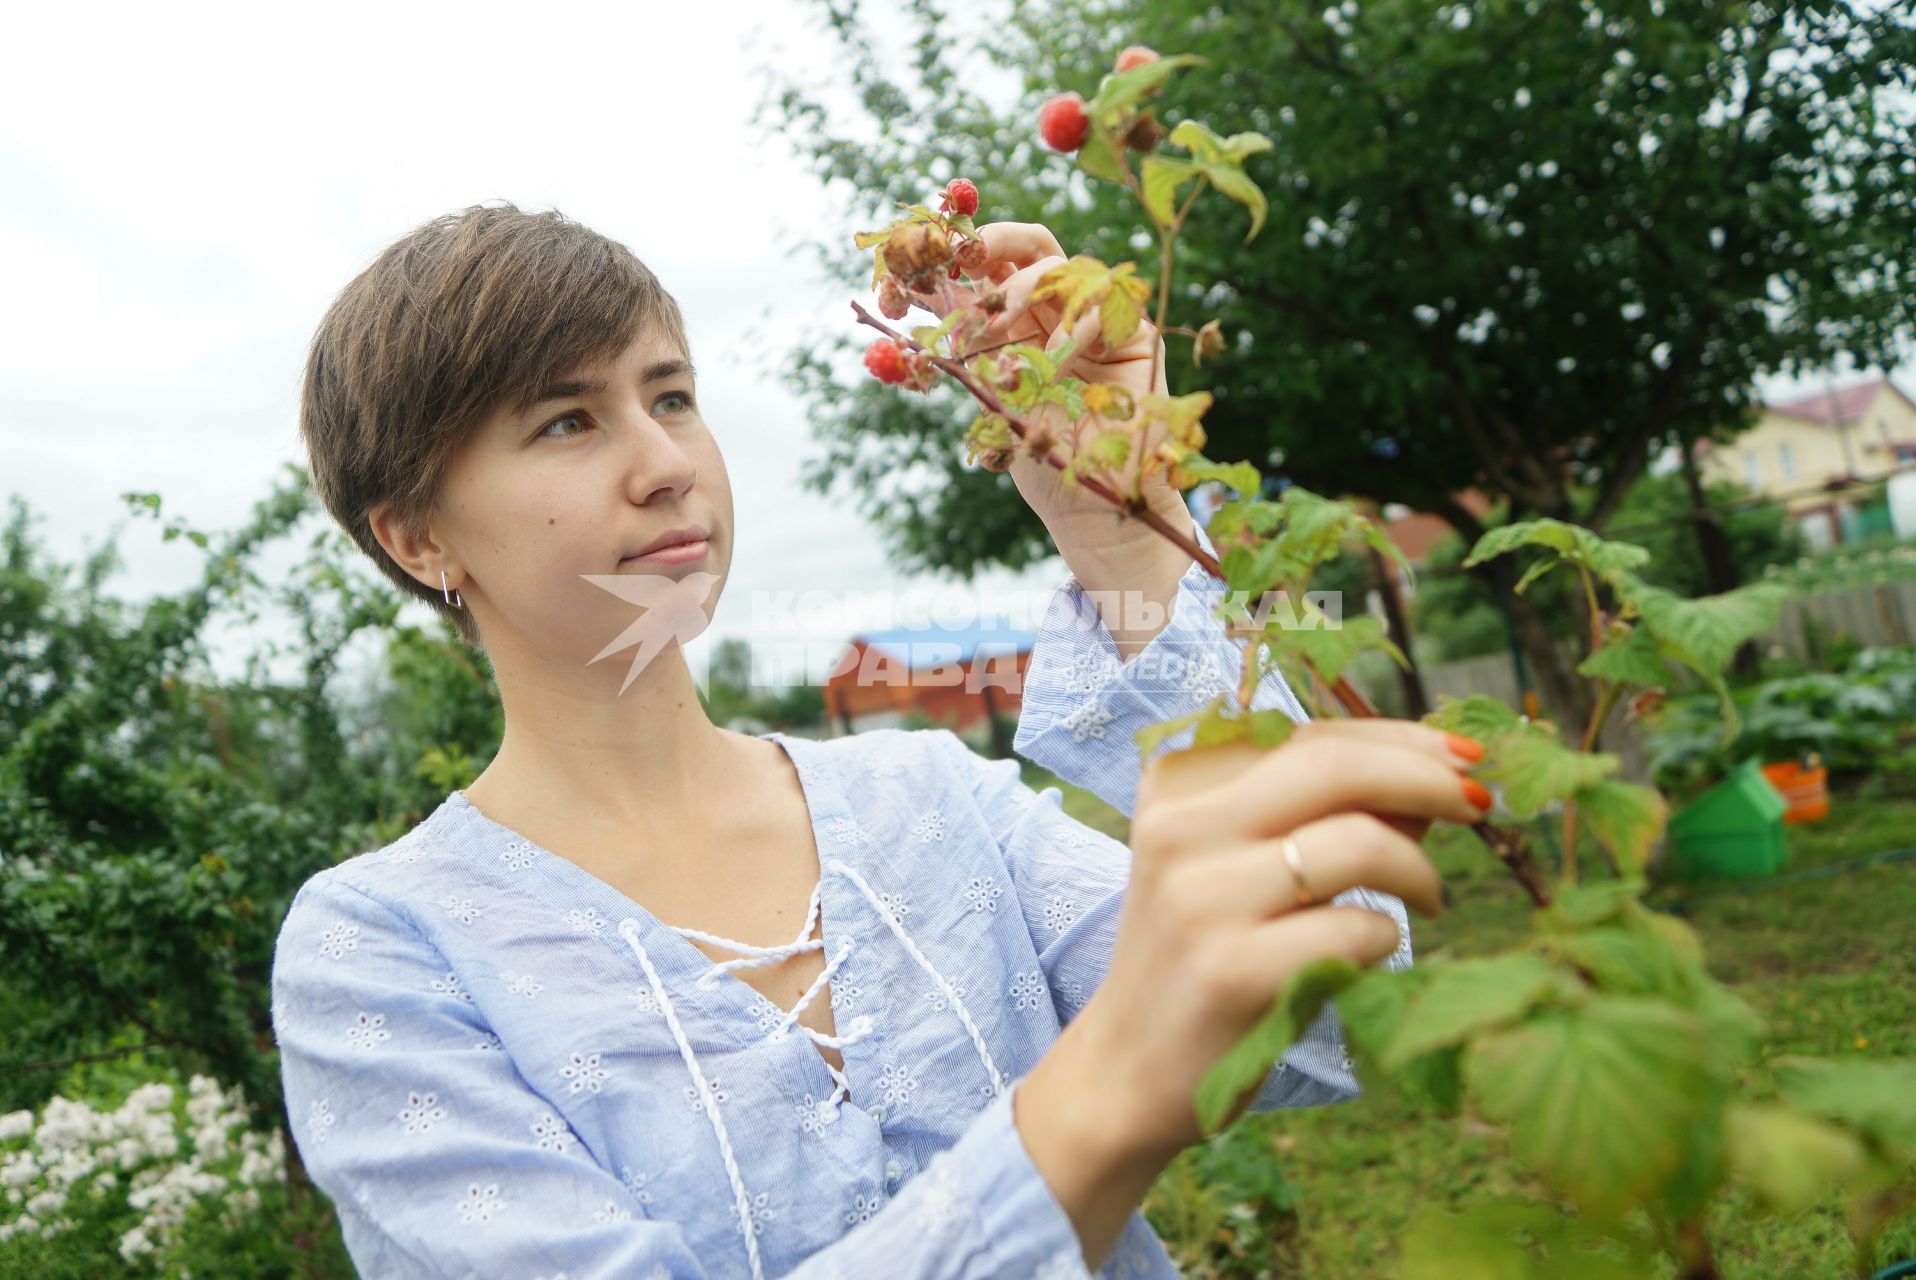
[580,570,723,694]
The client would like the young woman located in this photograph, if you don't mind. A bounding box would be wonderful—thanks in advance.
[271,203,1483,1280]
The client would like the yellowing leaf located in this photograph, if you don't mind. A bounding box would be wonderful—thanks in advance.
[1029,257,1152,349]
[1140,154,1201,227]
[1576,779,1667,876]
[1725,1105,1869,1212]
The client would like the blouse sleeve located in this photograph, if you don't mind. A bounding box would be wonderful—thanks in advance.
[274,873,1100,1280]
[1011,530,1309,821]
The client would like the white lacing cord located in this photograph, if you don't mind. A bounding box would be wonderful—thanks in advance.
[617,919,766,1280]
[682,884,826,988]
[827,858,1007,1098]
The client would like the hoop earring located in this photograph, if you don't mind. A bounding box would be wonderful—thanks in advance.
[440,569,463,608]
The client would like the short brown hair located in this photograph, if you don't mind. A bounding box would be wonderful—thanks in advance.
[298,201,692,647]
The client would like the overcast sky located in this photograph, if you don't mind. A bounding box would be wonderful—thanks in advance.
[3,0,1908,695]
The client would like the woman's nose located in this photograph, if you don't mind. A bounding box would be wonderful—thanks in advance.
[621,414,698,505]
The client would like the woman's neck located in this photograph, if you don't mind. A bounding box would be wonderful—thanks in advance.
[464,641,744,845]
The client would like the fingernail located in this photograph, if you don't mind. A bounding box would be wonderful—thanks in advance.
[1461,777,1494,812]
[1444,732,1485,765]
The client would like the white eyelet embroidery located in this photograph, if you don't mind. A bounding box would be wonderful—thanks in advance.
[961,877,1002,913]
[796,1093,839,1135]
[564,907,609,937]
[736,1190,775,1237]
[923,983,969,1013]
[559,1051,611,1095]
[626,986,659,1016]
[875,890,912,924]
[317,923,359,960]
[442,895,482,925]
[307,1099,336,1146]
[505,971,544,999]
[1058,701,1114,742]
[748,996,784,1033]
[823,816,868,846]
[843,1193,883,1226]
[1057,978,1088,1014]
[1035,1246,1090,1279]
[1042,896,1078,933]
[398,1090,447,1135]
[429,972,473,1003]
[684,1075,729,1112]
[619,1165,655,1207]
[829,978,863,1012]
[1179,651,1230,693]
[876,1062,918,1112]
[591,1199,633,1225]
[918,1163,964,1230]
[474,1031,504,1051]
[1061,649,1120,695]
[499,840,536,872]
[530,1112,578,1153]
[911,811,947,842]
[455,1181,507,1224]
[1008,970,1048,1011]
[388,834,428,865]
[345,1011,390,1050]
[867,755,904,779]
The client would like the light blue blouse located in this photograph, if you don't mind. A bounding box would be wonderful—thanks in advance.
[270,556,1413,1279]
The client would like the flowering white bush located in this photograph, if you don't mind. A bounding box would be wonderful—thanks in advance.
[0,1072,286,1269]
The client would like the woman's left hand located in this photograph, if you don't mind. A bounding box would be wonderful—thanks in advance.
[915,222,1186,538]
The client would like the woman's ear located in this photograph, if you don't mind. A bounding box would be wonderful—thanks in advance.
[367,501,456,591]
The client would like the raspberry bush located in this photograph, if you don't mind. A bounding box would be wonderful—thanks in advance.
[848,47,1916,1280]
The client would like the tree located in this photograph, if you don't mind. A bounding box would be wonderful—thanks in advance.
[758,0,1914,725]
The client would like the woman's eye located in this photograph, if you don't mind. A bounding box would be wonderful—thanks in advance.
[538,413,588,440]
[655,390,695,415]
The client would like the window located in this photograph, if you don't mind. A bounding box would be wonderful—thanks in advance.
[1778,442,1796,480]
[1743,451,1761,487]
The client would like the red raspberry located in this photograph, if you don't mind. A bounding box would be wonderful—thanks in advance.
[954,237,989,275]
[1115,45,1159,72]
[1039,93,1090,152]
[942,178,980,218]
[877,275,911,320]
[864,339,909,385]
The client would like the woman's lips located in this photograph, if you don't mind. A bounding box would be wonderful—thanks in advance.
[621,538,709,567]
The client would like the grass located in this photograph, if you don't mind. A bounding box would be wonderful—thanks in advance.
[1023,763,1916,1279]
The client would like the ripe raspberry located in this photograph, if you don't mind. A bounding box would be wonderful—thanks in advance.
[864,339,909,385]
[954,237,989,275]
[942,179,980,218]
[1115,45,1159,72]
[1039,93,1091,152]
[877,275,911,320]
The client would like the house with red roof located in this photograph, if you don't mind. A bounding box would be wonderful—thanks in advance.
[1697,375,1916,548]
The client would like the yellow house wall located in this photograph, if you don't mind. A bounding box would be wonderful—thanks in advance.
[1702,385,1916,512]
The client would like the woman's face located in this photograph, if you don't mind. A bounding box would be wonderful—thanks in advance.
[418,326,734,679]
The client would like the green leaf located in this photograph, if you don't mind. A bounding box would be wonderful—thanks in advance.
[1402,1202,1649,1280]
[1575,779,1666,875]
[1089,53,1207,122]
[1202,160,1269,243]
[1576,623,1674,689]
[1477,729,1619,820]
[1424,693,1526,743]
[1382,954,1576,1069]
[1621,580,1788,681]
[1265,612,1403,687]
[1465,997,1714,1218]
[1462,519,1650,586]
[1179,454,1262,499]
[1076,126,1127,184]
[1725,1104,1869,1212]
[1195,957,1358,1134]
[1133,699,1223,762]
[1139,154,1201,227]
[1401,1203,1543,1280]
[1338,968,1465,1113]
[1774,1057,1916,1165]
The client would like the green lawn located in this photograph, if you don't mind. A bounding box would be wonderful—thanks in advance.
[1022,764,1916,1278]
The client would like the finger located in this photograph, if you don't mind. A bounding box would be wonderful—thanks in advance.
[1219,736,1490,840]
[1287,717,1486,770]
[975,222,1066,273]
[985,253,1070,342]
[1238,906,1406,987]
[1193,811,1443,920]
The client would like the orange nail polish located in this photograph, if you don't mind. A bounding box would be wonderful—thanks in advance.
[1461,777,1494,812]
[1444,732,1485,764]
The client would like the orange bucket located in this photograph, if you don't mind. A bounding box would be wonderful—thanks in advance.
[1761,759,1830,824]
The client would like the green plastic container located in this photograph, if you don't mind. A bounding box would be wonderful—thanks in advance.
[1667,757,1789,880]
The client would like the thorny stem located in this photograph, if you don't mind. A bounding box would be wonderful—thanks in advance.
[1150,180,1210,394]
[1561,679,1624,882]
[851,300,1552,910]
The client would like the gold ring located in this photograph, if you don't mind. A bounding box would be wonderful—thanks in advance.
[1280,834,1315,908]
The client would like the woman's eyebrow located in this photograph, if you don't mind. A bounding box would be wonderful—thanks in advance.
[525,359,698,411]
